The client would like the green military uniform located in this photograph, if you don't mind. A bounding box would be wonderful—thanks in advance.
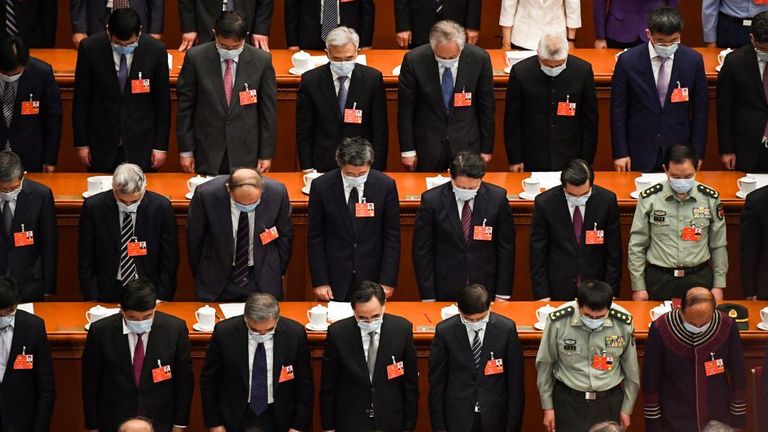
[628,181,728,299]
[535,301,640,432]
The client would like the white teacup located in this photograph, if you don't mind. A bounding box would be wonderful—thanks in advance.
[303,171,322,190]
[650,304,671,321]
[86,176,113,195]
[187,175,211,193]
[635,177,653,194]
[86,305,108,324]
[738,176,757,195]
[504,50,536,67]
[440,304,459,320]
[535,304,556,324]
[521,178,541,197]
[292,50,311,72]
[307,304,328,328]
[760,307,768,325]
[718,48,733,65]
[195,304,216,330]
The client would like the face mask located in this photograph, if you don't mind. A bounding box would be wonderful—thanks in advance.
[0,314,14,329]
[117,200,140,213]
[248,328,275,344]
[112,42,138,56]
[0,185,21,202]
[125,318,153,334]
[580,316,606,330]
[234,200,259,212]
[343,172,368,188]
[330,60,355,77]
[541,63,567,77]
[357,317,383,333]
[757,49,768,63]
[653,42,679,58]
[565,190,591,207]
[683,320,710,334]
[435,57,459,69]
[460,313,489,332]
[668,177,695,194]
[217,45,244,61]
[453,183,479,202]
[0,71,21,83]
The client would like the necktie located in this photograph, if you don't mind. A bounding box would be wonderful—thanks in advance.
[433,0,443,16]
[133,333,144,386]
[223,59,234,107]
[4,0,15,37]
[0,326,9,382]
[337,76,348,117]
[250,342,268,415]
[441,66,454,113]
[223,0,235,11]
[119,211,137,286]
[233,210,250,287]
[0,201,9,275]
[763,65,768,141]
[348,186,358,216]
[461,200,472,242]
[573,206,583,245]
[471,329,482,371]
[656,56,670,107]
[112,0,130,8]
[2,81,14,131]
[367,331,378,381]
[321,0,337,41]
[117,54,128,94]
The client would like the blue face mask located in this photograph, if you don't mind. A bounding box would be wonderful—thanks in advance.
[357,318,383,333]
[654,42,679,58]
[330,60,355,77]
[234,200,259,212]
[125,317,153,334]
[668,177,695,194]
[0,314,14,329]
[756,48,768,63]
[565,190,591,207]
[580,316,606,330]
[112,42,138,56]
[541,63,567,77]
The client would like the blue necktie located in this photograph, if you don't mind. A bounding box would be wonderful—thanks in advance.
[337,76,348,117]
[118,54,128,93]
[441,66,453,114]
[249,342,268,415]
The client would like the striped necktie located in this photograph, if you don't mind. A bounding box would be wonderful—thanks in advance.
[337,76,348,116]
[112,0,130,9]
[4,0,16,37]
[656,56,670,107]
[233,211,250,287]
[471,329,482,370]
[320,0,337,41]
[461,200,472,242]
[119,212,137,286]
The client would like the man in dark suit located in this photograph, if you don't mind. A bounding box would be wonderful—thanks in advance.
[718,12,768,172]
[611,7,708,173]
[78,163,178,302]
[505,33,598,172]
[177,11,277,175]
[398,20,494,172]
[201,293,313,432]
[593,0,678,49]
[429,284,524,432]
[308,138,399,302]
[187,168,292,301]
[0,152,56,302]
[740,184,768,299]
[296,27,387,172]
[320,281,418,432]
[413,152,515,301]
[0,276,54,431]
[178,0,275,50]
[70,2,163,48]
[0,0,56,47]
[530,159,622,301]
[82,279,194,432]
[73,8,170,173]
[394,0,481,48]
[284,0,374,50]
[0,37,61,172]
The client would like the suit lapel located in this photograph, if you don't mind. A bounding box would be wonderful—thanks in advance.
[106,197,120,253]
[2,314,23,382]
[236,320,250,388]
[453,319,474,366]
[449,49,472,120]
[371,315,390,382]
[271,320,286,398]
[319,65,342,120]
[745,50,767,106]
[426,50,449,119]
[230,48,254,112]
[345,66,364,113]
[332,172,354,233]
[664,53,682,109]
[215,186,235,262]
[125,39,146,95]
[205,44,228,111]
[10,186,28,234]
[351,322,369,381]
[99,35,122,96]
[139,317,164,386]
[113,318,136,387]
[556,188,579,252]
[441,185,465,244]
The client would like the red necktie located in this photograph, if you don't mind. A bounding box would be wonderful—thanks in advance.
[224,59,233,107]
[133,333,145,386]
[461,200,472,242]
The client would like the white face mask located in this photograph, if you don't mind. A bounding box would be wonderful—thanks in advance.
[0,181,22,201]
[452,182,479,202]
[580,316,606,330]
[0,71,21,83]
[682,320,710,334]
[330,60,355,77]
[540,62,567,77]
[668,176,695,194]
[125,317,153,334]
[357,317,383,333]
[565,190,591,207]
[248,328,275,344]
[460,311,489,332]
[217,44,244,60]
[435,57,459,69]
[653,42,679,58]
[342,172,369,188]
[117,200,140,213]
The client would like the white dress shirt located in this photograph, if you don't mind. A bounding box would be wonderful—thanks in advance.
[566,200,586,221]
[247,335,275,404]
[648,42,674,85]
[463,319,488,346]
[758,51,767,78]
[230,199,256,266]
[0,318,15,382]
[454,196,475,220]
[331,68,352,96]
[341,174,365,204]
[112,50,135,74]
[122,319,151,362]
[360,327,381,362]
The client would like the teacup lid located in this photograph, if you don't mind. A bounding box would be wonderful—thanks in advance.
[90,304,106,312]
[537,304,556,312]
[310,304,328,312]
[198,304,216,312]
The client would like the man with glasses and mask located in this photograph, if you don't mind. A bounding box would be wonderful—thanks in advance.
[611,7,707,173]
[82,278,194,432]
[79,163,178,302]
[628,145,727,301]
[536,280,639,432]
[177,11,277,176]
[413,151,515,301]
[505,33,598,173]
[429,284,524,432]
[296,27,387,172]
[530,159,621,301]
[187,167,292,301]
[643,287,746,431]
[73,7,170,173]
[320,281,418,432]
[201,293,312,432]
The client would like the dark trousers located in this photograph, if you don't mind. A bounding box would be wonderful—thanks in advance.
[242,404,276,432]
[607,37,643,49]
[553,381,623,432]
[87,146,126,173]
[645,264,713,300]
[755,143,768,172]
[219,266,258,302]
[717,12,752,49]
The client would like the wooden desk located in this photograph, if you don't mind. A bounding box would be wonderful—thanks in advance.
[43,300,768,432]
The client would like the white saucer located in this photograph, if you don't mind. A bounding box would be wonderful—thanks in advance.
[504,66,511,74]
[193,323,214,332]
[736,190,748,199]
[85,322,91,331]
[518,192,538,201]
[758,322,768,331]
[305,322,328,332]
[630,191,640,199]
[289,67,311,76]
[185,191,194,200]
[533,321,546,331]
[301,186,310,195]
[392,65,401,76]
[715,65,722,72]
[82,191,99,198]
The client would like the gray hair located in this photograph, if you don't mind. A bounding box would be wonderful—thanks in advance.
[117,417,154,432]
[702,421,735,432]
[335,137,374,167]
[588,421,623,432]
[537,32,569,61]
[429,20,466,51]
[325,26,360,50]
[112,163,146,195]
[0,151,23,182]
[244,293,280,322]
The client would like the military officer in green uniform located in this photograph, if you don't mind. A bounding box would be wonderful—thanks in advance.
[628,145,728,302]
[535,280,639,432]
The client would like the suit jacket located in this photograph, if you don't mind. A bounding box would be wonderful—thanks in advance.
[284,0,375,49]
[320,314,419,432]
[78,190,179,302]
[82,312,194,432]
[394,0,481,47]
[0,0,56,47]
[611,43,708,172]
[429,313,524,432]
[179,0,275,44]
[73,33,170,172]
[176,42,277,175]
[398,44,495,172]
[201,316,313,431]
[0,310,54,432]
[412,181,515,300]
[0,58,62,171]
[504,55,598,171]
[296,63,388,171]
[593,0,678,44]
[740,185,768,298]
[717,44,768,172]
[307,169,400,300]
[71,0,164,35]
[530,185,622,300]
[1,179,57,302]
[499,0,581,50]
[187,176,292,301]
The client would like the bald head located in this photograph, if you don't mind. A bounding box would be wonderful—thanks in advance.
[681,287,716,327]
[227,168,264,206]
[118,418,154,432]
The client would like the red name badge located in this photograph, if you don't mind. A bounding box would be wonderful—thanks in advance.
[127,241,148,257]
[671,87,689,103]
[260,227,279,245]
[21,100,39,115]
[239,88,258,106]
[473,225,493,241]
[279,365,295,383]
[681,226,702,242]
[757,0,768,4]
[131,79,151,94]
[13,354,33,370]
[585,229,604,245]
[592,354,614,371]
[484,357,504,375]
[152,363,172,383]
[557,102,576,117]
[355,202,375,218]
[454,92,472,107]
[340,0,357,2]
[13,230,34,247]
[387,358,405,380]
[704,357,725,377]
[344,108,363,124]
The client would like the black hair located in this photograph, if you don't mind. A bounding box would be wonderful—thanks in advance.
[0,37,28,72]
[120,278,157,312]
[648,7,683,35]
[663,144,699,169]
[214,11,249,41]
[350,281,386,307]
[560,159,594,187]
[681,287,716,312]
[576,280,613,311]
[457,284,491,315]
[0,277,20,309]
[0,151,24,182]
[336,137,374,167]
[753,12,768,44]
[449,151,486,179]
[107,8,141,41]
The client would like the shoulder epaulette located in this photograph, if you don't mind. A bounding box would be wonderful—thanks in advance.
[549,306,575,321]
[609,308,633,325]
[640,183,663,199]
[697,184,719,199]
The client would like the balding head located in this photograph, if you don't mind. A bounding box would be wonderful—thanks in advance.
[681,287,716,328]
[118,418,154,432]
[227,168,264,207]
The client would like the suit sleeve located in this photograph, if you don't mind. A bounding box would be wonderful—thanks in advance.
[604,193,622,297]
[628,197,651,292]
[41,66,62,166]
[70,0,87,33]
[283,0,300,47]
[495,194,515,297]
[427,327,448,431]
[41,189,57,295]
[402,324,419,431]
[41,0,57,47]
[371,72,389,171]
[412,197,436,299]
[72,43,91,148]
[152,44,171,152]
[295,78,315,170]
[200,328,224,427]
[320,327,339,430]
[716,56,735,155]
[505,323,525,432]
[258,56,278,159]
[642,324,663,431]
[81,327,102,429]
[397,54,417,154]
[740,195,760,297]
[358,0,375,47]
[307,185,330,287]
[291,328,314,431]
[691,54,709,159]
[178,0,196,33]
[378,182,401,287]
[580,65,598,165]
[148,0,164,34]
[593,0,608,40]
[564,0,581,28]
[158,200,179,301]
[32,321,55,432]
[465,0,481,30]
[185,194,207,276]
[610,57,629,159]
[172,323,194,426]
[727,323,747,428]
[529,198,550,299]
[175,52,198,154]
[276,186,293,274]
[504,66,524,164]
[252,0,275,35]
[477,51,495,155]
[78,200,98,300]
[394,0,410,32]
